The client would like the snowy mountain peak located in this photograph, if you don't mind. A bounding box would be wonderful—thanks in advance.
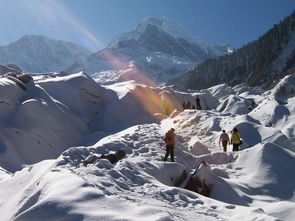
[135,16,205,44]
[18,34,51,42]
[70,17,232,85]
[108,16,230,57]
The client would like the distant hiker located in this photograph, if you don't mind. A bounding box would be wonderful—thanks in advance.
[219,130,230,152]
[164,128,176,162]
[182,101,186,111]
[248,100,257,111]
[251,100,257,108]
[186,101,192,109]
[231,128,241,151]
[196,96,202,110]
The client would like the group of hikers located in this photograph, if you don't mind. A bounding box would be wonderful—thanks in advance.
[182,96,202,111]
[218,128,242,152]
[163,127,242,162]
[162,127,242,197]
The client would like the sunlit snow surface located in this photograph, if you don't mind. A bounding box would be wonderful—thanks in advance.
[1,72,295,220]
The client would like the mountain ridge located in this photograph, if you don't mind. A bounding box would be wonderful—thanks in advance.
[0,34,92,73]
[67,16,232,84]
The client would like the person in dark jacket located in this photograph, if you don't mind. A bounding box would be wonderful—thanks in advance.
[186,101,192,109]
[164,128,176,162]
[182,101,186,111]
[219,130,230,152]
[196,96,202,110]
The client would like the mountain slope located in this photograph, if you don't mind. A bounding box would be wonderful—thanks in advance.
[67,17,231,84]
[0,35,92,73]
[179,10,295,90]
[108,16,230,61]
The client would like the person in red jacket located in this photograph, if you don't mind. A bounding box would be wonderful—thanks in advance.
[164,128,176,162]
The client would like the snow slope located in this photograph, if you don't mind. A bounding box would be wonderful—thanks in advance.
[1,70,295,220]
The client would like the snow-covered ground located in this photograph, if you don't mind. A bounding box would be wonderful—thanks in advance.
[0,71,295,220]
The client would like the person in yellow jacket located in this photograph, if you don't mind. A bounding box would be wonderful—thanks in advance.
[231,128,241,151]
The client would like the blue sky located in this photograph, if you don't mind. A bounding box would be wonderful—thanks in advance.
[0,0,294,51]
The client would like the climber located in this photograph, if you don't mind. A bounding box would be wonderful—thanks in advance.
[164,128,176,162]
[219,130,230,152]
[231,128,242,151]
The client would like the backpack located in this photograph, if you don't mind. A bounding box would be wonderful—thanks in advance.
[164,131,173,144]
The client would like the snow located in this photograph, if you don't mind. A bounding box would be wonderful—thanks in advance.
[0,70,295,220]
[103,80,137,99]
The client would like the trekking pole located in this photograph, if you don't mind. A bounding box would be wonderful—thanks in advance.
[180,160,207,188]
[191,160,207,177]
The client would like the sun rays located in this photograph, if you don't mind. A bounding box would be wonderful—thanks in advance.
[1,0,179,118]
[20,0,104,50]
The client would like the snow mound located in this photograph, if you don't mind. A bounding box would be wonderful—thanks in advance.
[207,83,234,99]
[217,94,252,115]
[271,75,295,102]
[213,142,295,219]
[237,143,295,196]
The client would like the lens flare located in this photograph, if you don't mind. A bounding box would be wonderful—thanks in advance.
[99,50,180,117]
[22,0,104,50]
[17,0,180,118]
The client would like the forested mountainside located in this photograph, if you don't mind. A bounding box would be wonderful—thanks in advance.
[180,10,295,90]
